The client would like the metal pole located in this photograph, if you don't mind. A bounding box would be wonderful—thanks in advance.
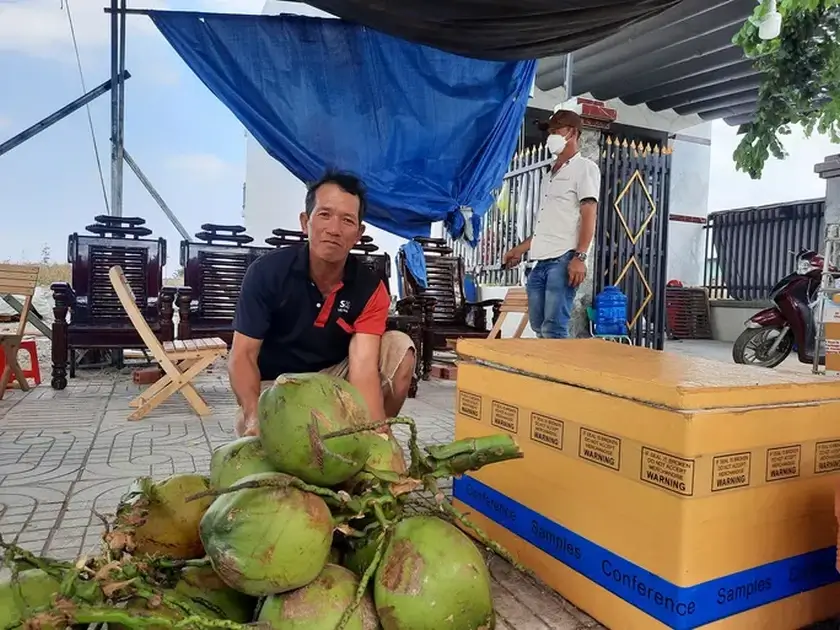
[123,149,193,242]
[115,0,127,217]
[109,0,119,216]
[0,72,130,158]
[564,52,574,101]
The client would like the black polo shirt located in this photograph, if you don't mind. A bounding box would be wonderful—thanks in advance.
[233,244,390,380]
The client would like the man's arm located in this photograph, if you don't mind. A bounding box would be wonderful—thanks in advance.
[347,281,390,422]
[503,236,532,267]
[576,160,601,253]
[228,262,272,433]
[576,201,597,253]
[229,333,263,425]
[348,334,386,422]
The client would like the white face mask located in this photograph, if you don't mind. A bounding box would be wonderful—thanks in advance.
[547,133,567,156]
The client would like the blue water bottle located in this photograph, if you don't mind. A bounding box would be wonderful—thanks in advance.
[594,286,628,336]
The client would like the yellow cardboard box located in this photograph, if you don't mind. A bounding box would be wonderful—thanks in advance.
[451,339,840,630]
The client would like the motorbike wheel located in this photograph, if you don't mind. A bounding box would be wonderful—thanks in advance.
[732,327,794,368]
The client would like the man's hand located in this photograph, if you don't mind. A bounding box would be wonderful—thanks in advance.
[568,257,587,288]
[235,409,260,437]
[503,246,523,269]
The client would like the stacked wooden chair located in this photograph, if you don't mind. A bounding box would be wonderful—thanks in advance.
[0,264,40,400]
[50,215,174,389]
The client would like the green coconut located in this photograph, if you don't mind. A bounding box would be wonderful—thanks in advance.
[210,436,276,490]
[258,373,376,486]
[114,474,215,560]
[258,564,379,630]
[0,569,60,629]
[374,516,495,630]
[344,432,407,493]
[173,565,256,622]
[200,472,334,596]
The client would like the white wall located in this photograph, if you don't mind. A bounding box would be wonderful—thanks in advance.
[666,123,713,286]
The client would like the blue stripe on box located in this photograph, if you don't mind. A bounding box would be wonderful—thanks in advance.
[453,475,840,629]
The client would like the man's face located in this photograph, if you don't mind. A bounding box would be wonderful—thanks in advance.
[299,182,364,264]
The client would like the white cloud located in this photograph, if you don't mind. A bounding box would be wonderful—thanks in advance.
[709,120,840,212]
[0,0,264,60]
[166,152,232,180]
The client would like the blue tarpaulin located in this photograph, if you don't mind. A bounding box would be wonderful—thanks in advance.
[149,11,536,242]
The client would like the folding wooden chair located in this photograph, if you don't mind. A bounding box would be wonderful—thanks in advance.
[109,265,227,421]
[487,287,529,339]
[0,264,40,400]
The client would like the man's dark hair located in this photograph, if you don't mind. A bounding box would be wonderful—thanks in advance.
[305,171,367,223]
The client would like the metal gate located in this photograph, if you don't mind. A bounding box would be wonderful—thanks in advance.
[595,137,672,349]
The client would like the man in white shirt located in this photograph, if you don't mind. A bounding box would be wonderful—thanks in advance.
[503,110,600,339]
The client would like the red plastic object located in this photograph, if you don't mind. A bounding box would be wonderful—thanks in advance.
[0,338,41,386]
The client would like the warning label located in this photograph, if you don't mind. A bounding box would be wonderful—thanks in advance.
[579,428,621,471]
[530,413,564,451]
[711,452,751,492]
[458,391,482,421]
[640,447,695,496]
[765,445,802,482]
[815,440,840,474]
[491,401,519,433]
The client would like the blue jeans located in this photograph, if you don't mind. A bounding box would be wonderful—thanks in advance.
[526,252,578,339]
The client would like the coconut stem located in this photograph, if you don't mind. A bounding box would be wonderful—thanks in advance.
[426,435,524,478]
[185,475,345,505]
[335,531,389,630]
[68,607,254,630]
[0,534,72,581]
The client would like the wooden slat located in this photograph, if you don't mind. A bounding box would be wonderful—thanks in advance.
[0,264,39,296]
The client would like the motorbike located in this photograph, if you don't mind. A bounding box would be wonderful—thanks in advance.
[732,249,834,368]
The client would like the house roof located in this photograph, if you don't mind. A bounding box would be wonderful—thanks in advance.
[535,0,760,127]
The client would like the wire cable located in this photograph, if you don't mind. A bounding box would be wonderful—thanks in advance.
[63,0,111,214]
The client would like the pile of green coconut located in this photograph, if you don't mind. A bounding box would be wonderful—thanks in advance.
[1,373,524,630]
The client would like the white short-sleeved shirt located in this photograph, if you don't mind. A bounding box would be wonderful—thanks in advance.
[530,153,601,261]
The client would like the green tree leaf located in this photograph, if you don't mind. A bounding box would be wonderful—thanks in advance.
[733,0,840,178]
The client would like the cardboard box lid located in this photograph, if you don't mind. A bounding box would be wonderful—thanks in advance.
[455,338,840,410]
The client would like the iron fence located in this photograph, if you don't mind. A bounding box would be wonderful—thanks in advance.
[703,199,825,301]
[448,144,553,285]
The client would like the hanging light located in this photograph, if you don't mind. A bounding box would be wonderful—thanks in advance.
[758,0,782,40]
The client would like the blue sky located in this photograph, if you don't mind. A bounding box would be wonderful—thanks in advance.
[1,0,838,270]
[0,0,263,266]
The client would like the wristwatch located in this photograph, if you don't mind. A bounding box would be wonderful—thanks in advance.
[573,251,588,262]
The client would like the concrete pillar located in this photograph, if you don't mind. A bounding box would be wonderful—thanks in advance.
[568,98,617,339]
[814,154,840,371]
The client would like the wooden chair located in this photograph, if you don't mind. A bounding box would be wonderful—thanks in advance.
[109,265,227,421]
[0,264,40,400]
[397,237,502,375]
[177,224,272,346]
[487,287,529,339]
[50,215,175,390]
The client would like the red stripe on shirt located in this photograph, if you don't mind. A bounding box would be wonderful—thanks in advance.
[353,281,390,336]
[313,282,344,328]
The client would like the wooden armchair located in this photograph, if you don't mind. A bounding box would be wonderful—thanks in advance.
[397,237,502,375]
[266,228,426,396]
[50,216,175,390]
[177,224,272,346]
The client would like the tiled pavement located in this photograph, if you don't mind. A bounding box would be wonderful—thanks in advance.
[0,367,601,630]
